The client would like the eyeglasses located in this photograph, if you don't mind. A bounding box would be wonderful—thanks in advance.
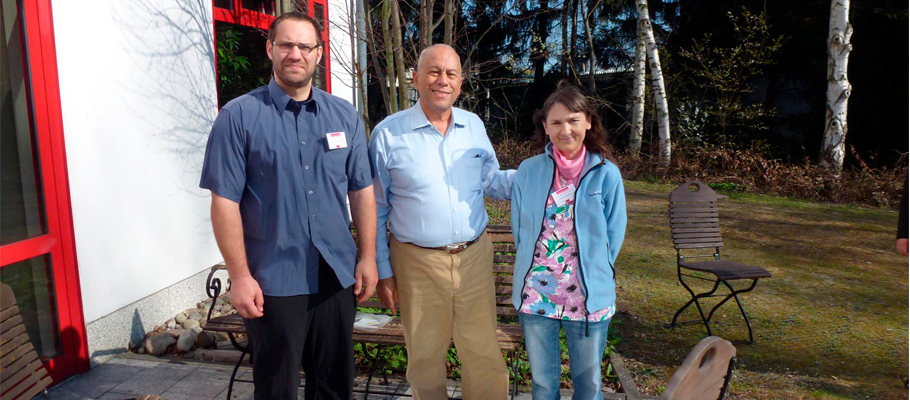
[272,41,321,55]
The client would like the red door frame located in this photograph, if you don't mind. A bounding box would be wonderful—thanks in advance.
[211,0,332,95]
[0,0,89,383]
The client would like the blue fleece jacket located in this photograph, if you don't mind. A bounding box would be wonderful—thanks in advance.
[510,144,627,314]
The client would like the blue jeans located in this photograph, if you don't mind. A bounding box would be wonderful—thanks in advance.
[519,313,611,400]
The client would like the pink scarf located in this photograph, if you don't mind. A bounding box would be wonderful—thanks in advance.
[553,146,586,191]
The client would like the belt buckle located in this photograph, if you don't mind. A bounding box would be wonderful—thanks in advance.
[445,242,467,254]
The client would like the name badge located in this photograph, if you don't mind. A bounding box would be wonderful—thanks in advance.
[326,132,348,149]
[551,184,576,207]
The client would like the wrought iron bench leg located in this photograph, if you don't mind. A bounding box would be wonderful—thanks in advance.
[364,343,388,397]
[226,346,248,400]
[508,350,520,399]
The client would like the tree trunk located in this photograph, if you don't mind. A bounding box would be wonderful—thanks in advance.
[583,0,595,89]
[444,0,455,45]
[533,0,550,83]
[819,0,852,174]
[419,0,437,51]
[629,5,647,157]
[390,0,410,110]
[636,0,671,165]
[382,0,398,113]
[561,0,568,77]
[364,0,392,115]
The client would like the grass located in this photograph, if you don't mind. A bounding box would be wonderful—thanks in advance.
[486,180,907,399]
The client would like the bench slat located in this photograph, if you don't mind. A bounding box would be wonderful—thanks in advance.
[1,358,43,391]
[2,367,49,400]
[1,327,27,353]
[0,306,20,329]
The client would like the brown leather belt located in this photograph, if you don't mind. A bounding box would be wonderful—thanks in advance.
[413,235,482,254]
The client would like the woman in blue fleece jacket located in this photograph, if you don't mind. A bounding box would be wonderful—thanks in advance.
[511,83,627,400]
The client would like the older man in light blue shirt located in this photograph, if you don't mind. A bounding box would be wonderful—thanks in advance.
[369,44,515,400]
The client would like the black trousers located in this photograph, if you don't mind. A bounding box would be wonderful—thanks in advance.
[243,258,356,400]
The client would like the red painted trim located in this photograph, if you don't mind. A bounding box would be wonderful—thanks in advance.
[6,0,90,383]
[313,0,331,93]
[0,237,57,266]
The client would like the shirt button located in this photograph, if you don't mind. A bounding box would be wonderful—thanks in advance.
[305,166,309,170]
[311,215,316,218]
[455,231,459,235]
[301,141,306,145]
[453,208,457,212]
[308,190,314,194]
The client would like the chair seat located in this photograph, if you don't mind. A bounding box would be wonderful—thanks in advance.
[680,260,772,281]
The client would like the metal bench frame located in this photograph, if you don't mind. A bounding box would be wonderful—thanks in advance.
[666,181,772,344]
[202,225,523,399]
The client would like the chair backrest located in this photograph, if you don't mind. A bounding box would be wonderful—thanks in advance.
[659,336,737,400]
[669,181,723,251]
[1,283,53,400]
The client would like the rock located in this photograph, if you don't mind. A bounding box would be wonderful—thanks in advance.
[175,312,188,324]
[196,331,218,349]
[176,329,198,353]
[215,298,224,306]
[137,346,146,354]
[145,334,177,356]
[166,318,177,329]
[214,304,223,312]
[222,304,234,313]
[211,311,222,319]
[188,312,204,321]
[223,293,232,304]
[164,329,186,338]
[182,319,200,330]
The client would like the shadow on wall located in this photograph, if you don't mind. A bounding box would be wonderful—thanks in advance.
[112,0,217,193]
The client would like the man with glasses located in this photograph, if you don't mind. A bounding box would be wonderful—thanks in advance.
[200,11,377,400]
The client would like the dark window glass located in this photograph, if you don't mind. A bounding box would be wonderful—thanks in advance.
[215,22,272,107]
[213,0,234,10]
[312,2,327,91]
[242,0,276,16]
[0,255,62,360]
[1,0,47,246]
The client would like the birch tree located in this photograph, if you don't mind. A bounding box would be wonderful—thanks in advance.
[628,9,647,157]
[635,0,671,165]
[819,0,852,174]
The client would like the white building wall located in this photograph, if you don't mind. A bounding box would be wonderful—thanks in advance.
[51,0,359,364]
[51,0,223,362]
[327,0,359,107]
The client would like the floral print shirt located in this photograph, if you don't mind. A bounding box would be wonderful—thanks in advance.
[518,187,615,322]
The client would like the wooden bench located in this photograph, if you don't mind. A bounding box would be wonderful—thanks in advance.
[1,283,52,400]
[202,225,523,399]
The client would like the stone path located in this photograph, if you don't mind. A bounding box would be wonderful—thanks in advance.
[49,354,569,400]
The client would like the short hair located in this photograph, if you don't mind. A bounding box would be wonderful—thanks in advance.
[531,81,615,162]
[268,11,321,44]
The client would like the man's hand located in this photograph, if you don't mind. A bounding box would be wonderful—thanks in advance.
[898,238,909,257]
[354,258,379,303]
[231,275,264,319]
[377,276,399,315]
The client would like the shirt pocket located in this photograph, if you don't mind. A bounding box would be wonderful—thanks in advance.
[323,146,350,181]
[455,149,484,195]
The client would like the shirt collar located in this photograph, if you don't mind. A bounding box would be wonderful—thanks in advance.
[268,78,322,116]
[408,100,465,132]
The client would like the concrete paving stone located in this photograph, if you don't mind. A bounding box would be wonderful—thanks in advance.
[49,376,120,399]
[81,363,148,383]
[167,368,231,397]
[160,390,221,400]
[97,391,143,400]
[109,363,198,395]
[215,381,254,400]
[103,357,163,368]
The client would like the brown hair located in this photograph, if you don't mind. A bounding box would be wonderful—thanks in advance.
[268,11,321,44]
[530,81,614,163]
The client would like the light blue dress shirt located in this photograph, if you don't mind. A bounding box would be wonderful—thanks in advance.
[369,102,516,279]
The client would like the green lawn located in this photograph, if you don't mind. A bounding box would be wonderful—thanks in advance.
[486,180,908,399]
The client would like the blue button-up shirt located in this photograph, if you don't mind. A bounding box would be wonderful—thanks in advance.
[200,80,372,296]
[369,102,515,279]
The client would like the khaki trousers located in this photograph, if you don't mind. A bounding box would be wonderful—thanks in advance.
[390,232,509,400]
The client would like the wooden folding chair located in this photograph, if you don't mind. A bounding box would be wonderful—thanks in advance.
[667,181,772,344]
[659,336,737,400]
[1,283,52,400]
